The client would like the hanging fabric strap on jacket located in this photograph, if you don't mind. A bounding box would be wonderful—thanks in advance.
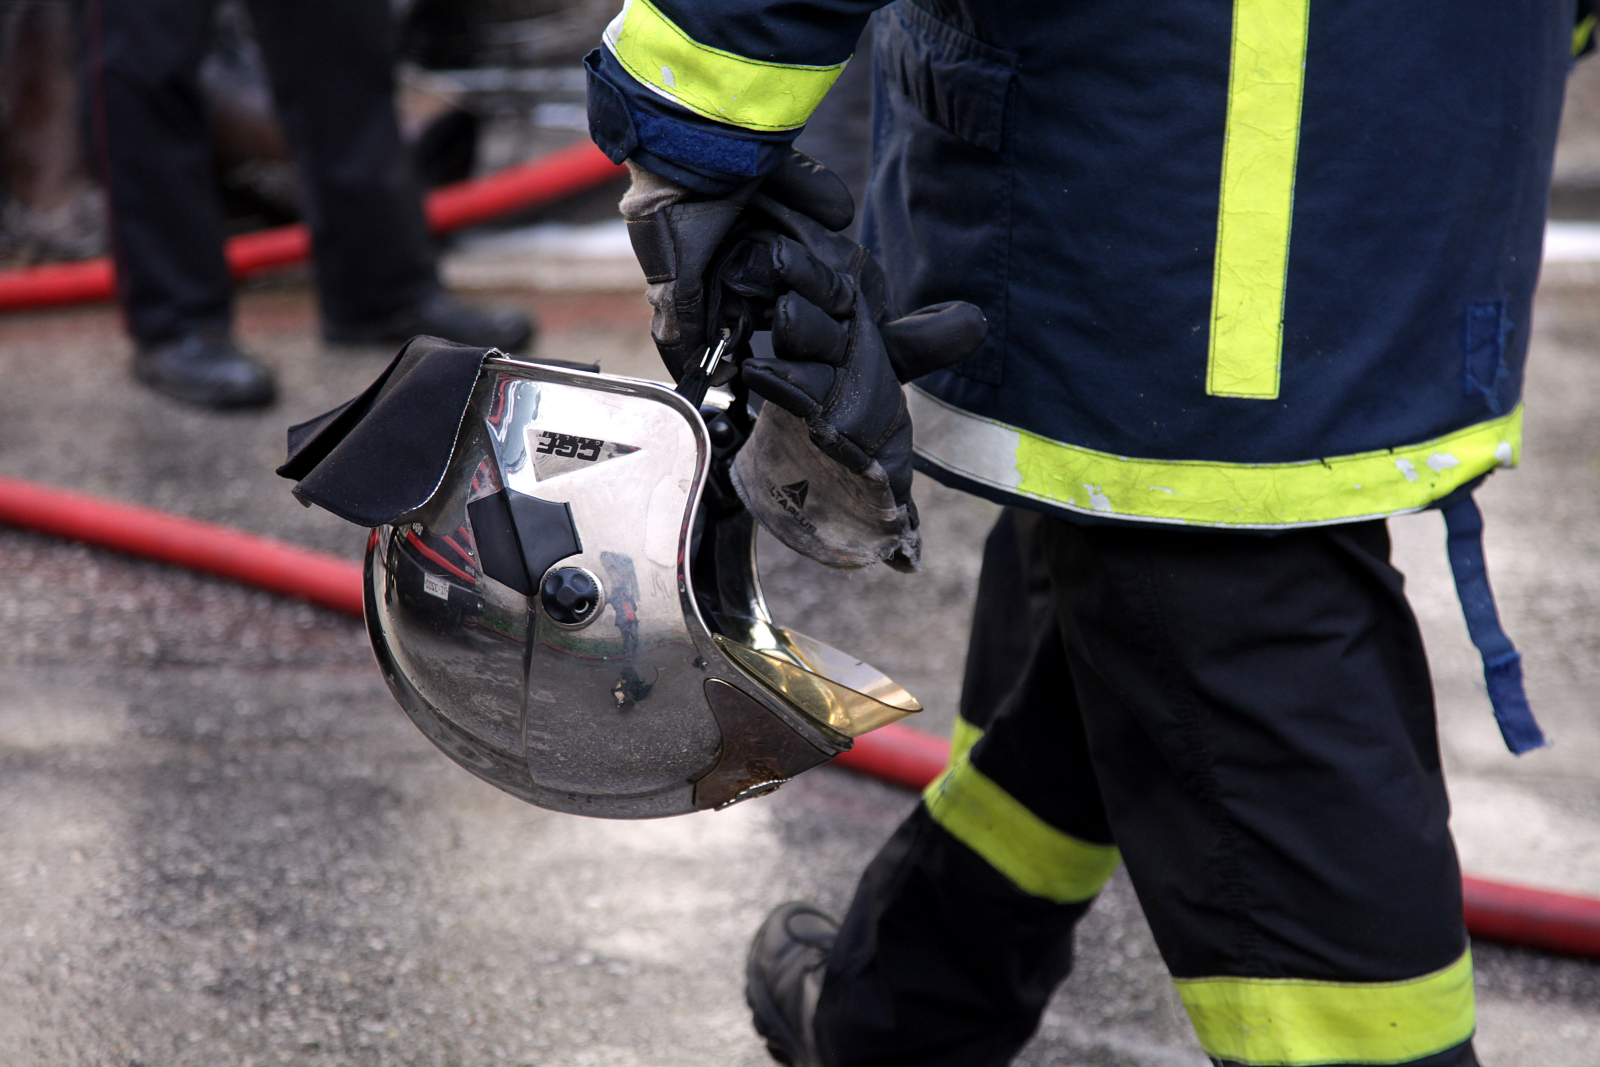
[1440,494,1547,754]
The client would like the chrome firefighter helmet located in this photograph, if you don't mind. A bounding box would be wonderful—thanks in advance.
[364,355,920,818]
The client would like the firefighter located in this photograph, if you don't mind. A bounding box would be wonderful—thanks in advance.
[586,0,1597,1064]
[89,0,534,409]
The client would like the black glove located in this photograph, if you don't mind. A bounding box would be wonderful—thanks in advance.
[733,195,987,507]
[743,294,986,507]
[880,302,991,384]
[621,151,854,384]
[722,194,985,573]
[725,281,986,571]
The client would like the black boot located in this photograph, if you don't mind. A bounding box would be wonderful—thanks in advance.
[747,902,836,1067]
[132,333,277,409]
[322,290,535,353]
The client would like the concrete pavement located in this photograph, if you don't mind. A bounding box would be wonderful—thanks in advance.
[0,241,1598,1065]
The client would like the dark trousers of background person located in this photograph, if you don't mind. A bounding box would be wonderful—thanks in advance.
[813,509,1480,1067]
[88,0,437,345]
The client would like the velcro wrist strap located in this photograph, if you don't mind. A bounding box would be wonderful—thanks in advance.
[627,213,678,283]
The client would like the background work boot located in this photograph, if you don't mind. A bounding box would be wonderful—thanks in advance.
[747,902,837,1067]
[323,291,535,353]
[132,333,276,409]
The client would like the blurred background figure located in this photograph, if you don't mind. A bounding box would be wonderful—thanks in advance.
[0,0,105,266]
[88,0,535,409]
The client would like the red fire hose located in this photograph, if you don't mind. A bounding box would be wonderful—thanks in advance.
[2,471,1599,961]
[1461,876,1600,959]
[0,474,362,617]
[0,141,626,313]
[834,722,952,791]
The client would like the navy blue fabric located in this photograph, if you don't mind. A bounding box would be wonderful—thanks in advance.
[1462,302,1513,415]
[1441,495,1547,754]
[586,47,802,193]
[644,0,873,66]
[864,0,1570,464]
[588,0,1575,462]
[585,53,640,164]
[633,112,764,176]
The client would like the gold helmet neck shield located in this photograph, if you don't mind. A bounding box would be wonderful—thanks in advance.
[365,357,919,818]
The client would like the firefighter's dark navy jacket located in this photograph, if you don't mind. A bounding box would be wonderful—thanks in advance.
[584,3,1589,1057]
[588,0,1593,531]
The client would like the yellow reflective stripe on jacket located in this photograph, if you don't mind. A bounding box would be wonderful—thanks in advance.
[603,0,845,131]
[949,715,983,766]
[907,386,1522,530]
[1176,949,1475,1065]
[1578,12,1597,56]
[1207,0,1311,399]
[923,755,1120,904]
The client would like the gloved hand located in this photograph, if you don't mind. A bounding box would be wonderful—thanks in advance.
[728,197,987,571]
[744,291,977,507]
[736,194,986,503]
[620,150,854,385]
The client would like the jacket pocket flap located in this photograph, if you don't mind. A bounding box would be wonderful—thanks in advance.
[876,3,1017,153]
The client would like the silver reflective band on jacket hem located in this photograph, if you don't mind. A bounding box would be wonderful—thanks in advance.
[906,386,1521,530]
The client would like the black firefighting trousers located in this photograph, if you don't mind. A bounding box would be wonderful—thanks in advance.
[813,509,1478,1067]
[88,0,438,344]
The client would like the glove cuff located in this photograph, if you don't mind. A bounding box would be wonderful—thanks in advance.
[619,161,694,219]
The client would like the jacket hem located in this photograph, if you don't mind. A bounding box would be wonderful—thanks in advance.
[907,385,1522,530]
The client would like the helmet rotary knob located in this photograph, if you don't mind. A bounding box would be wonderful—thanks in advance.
[539,566,602,626]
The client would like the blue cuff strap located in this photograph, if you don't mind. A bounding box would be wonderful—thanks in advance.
[584,46,799,194]
[1441,495,1547,754]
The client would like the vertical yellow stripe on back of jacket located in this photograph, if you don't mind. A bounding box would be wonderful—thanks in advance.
[1207,0,1310,400]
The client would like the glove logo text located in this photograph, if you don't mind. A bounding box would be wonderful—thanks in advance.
[766,478,817,535]
[779,480,809,510]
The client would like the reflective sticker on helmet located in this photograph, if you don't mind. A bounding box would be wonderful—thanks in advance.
[525,428,642,483]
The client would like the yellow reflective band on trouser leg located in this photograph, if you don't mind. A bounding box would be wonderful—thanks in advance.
[949,715,983,767]
[906,386,1523,530]
[1577,12,1597,56]
[922,755,1120,905]
[1175,950,1475,1066]
[603,0,846,132]
[1207,0,1311,400]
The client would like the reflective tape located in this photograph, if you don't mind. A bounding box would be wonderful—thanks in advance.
[907,386,1522,530]
[949,715,983,766]
[1207,0,1311,400]
[923,755,1120,904]
[1577,12,1597,56]
[1177,950,1475,1065]
[603,0,845,132]
[909,386,1025,491]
